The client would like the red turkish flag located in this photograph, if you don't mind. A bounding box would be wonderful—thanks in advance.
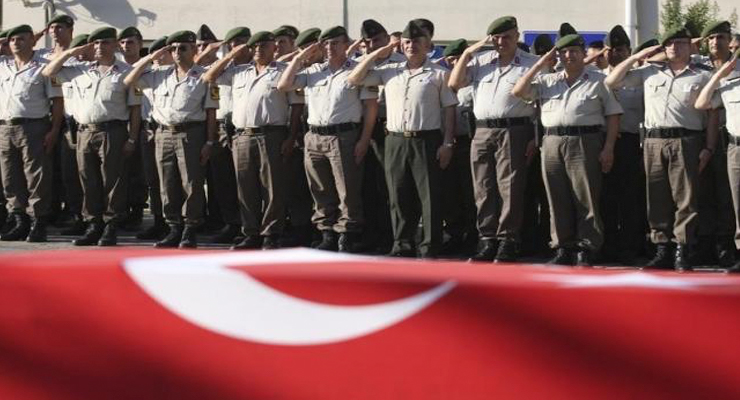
[0,248,739,399]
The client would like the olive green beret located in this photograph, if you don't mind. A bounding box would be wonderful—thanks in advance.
[296,27,321,47]
[411,18,434,37]
[7,25,33,38]
[555,34,585,50]
[0,30,8,40]
[401,21,427,39]
[443,38,468,57]
[559,23,577,37]
[661,25,691,46]
[88,27,117,42]
[224,27,251,43]
[118,26,142,40]
[634,38,659,53]
[70,34,89,48]
[701,20,731,39]
[533,34,555,55]
[487,16,517,36]
[166,30,196,45]
[196,24,217,41]
[273,25,299,39]
[149,36,168,52]
[47,14,73,28]
[319,26,347,41]
[246,31,275,47]
[361,19,386,39]
[605,25,630,48]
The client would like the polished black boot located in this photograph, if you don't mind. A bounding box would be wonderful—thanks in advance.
[73,221,104,246]
[1,213,30,241]
[60,214,87,236]
[122,206,144,230]
[178,226,198,249]
[262,235,281,250]
[26,219,47,242]
[470,239,497,262]
[644,244,674,270]
[154,224,183,248]
[716,237,736,269]
[136,216,168,240]
[575,249,592,267]
[315,230,338,251]
[232,235,262,250]
[212,223,241,244]
[674,244,693,272]
[338,232,360,253]
[548,247,573,266]
[98,222,118,246]
[494,240,518,263]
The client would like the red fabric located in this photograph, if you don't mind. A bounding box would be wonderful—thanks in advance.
[0,248,739,399]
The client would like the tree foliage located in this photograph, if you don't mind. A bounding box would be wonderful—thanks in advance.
[661,0,737,37]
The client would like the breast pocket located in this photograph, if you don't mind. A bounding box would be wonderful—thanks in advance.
[15,77,43,100]
[646,79,667,98]
[154,87,170,108]
[617,87,642,110]
[307,78,328,98]
[541,92,563,112]
[101,81,126,103]
[574,93,601,116]
[677,82,701,104]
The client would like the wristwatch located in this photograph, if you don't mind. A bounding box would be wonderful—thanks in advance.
[443,141,455,148]
[127,138,136,144]
[206,140,216,146]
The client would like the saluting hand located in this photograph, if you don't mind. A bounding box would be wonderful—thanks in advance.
[67,43,94,58]
[296,42,320,62]
[536,48,558,68]
[371,39,398,60]
[149,45,172,62]
[634,44,663,61]
[715,52,738,80]
[464,35,492,56]
[229,43,249,58]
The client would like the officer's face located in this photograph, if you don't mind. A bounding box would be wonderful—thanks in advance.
[323,37,349,61]
[93,39,116,60]
[558,46,585,69]
[606,45,631,66]
[119,37,142,59]
[275,36,295,57]
[49,23,73,44]
[196,40,215,54]
[253,41,276,64]
[401,37,430,58]
[664,39,691,62]
[9,33,33,55]
[169,42,195,64]
[365,33,390,53]
[492,29,518,55]
[707,33,730,56]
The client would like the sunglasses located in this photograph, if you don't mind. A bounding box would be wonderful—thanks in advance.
[169,45,191,53]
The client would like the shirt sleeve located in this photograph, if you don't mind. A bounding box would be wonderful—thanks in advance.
[215,64,237,87]
[45,76,63,98]
[439,71,459,108]
[619,66,647,88]
[136,67,156,90]
[600,81,624,117]
[712,85,726,110]
[292,68,309,90]
[290,89,306,105]
[204,82,219,109]
[361,66,383,87]
[127,84,142,107]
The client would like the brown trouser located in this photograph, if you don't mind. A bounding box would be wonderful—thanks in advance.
[0,119,52,219]
[304,129,363,233]
[541,133,604,251]
[233,127,288,236]
[206,123,240,226]
[727,142,740,248]
[77,123,129,223]
[643,136,701,245]
[155,123,207,227]
[140,126,162,217]
[470,124,533,242]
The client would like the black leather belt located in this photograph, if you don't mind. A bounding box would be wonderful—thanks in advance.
[545,125,602,136]
[147,121,159,131]
[235,126,287,136]
[729,135,740,146]
[309,122,360,135]
[160,121,205,132]
[646,128,703,139]
[0,117,49,126]
[476,117,532,129]
[387,129,440,138]
[78,120,127,131]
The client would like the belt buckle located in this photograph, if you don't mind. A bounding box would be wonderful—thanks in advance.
[244,127,255,135]
[403,131,413,138]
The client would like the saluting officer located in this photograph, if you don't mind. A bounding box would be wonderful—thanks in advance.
[513,33,623,267]
[449,16,539,262]
[349,20,458,258]
[606,25,718,271]
[273,25,299,60]
[124,30,219,249]
[43,26,141,246]
[0,25,64,242]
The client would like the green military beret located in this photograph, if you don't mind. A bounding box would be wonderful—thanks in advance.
[319,26,347,41]
[701,20,731,39]
[555,34,585,50]
[223,27,251,43]
[196,24,217,41]
[70,34,89,48]
[296,27,321,47]
[559,23,577,37]
[0,30,8,40]
[149,36,168,52]
[246,31,275,47]
[412,18,434,37]
[118,26,142,41]
[401,20,428,39]
[661,25,691,46]
[533,34,555,55]
[88,27,117,42]
[6,25,33,38]
[361,19,387,39]
[47,14,74,28]
[487,16,517,36]
[273,25,299,39]
[166,30,197,45]
[634,38,659,53]
[443,38,468,57]
[605,25,630,48]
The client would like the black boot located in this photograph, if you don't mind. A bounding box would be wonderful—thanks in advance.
[1,213,16,235]
[212,224,241,244]
[262,235,281,250]
[154,224,183,248]
[232,235,262,250]
[136,216,168,240]
[470,239,497,262]
[548,248,573,266]
[1,213,30,241]
[674,244,693,272]
[178,226,198,249]
[315,230,338,251]
[60,214,87,236]
[98,223,118,246]
[716,237,736,269]
[727,260,740,273]
[122,206,144,230]
[644,243,674,270]
[494,240,518,263]
[73,221,104,246]
[26,219,47,242]
[575,249,592,267]
[338,232,360,253]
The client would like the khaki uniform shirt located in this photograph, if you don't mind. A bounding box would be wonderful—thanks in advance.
[0,53,62,119]
[712,64,740,137]
[372,52,407,119]
[56,60,140,124]
[455,85,474,137]
[136,64,218,125]
[603,65,645,134]
[620,62,712,130]
[362,58,458,132]
[217,60,300,128]
[530,69,623,128]
[292,58,375,126]
[467,48,538,119]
